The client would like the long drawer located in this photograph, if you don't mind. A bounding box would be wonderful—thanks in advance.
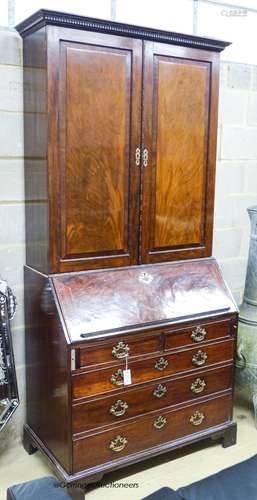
[72,364,233,434]
[73,394,232,472]
[72,339,234,399]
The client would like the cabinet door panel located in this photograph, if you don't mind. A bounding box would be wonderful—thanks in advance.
[48,28,142,272]
[141,42,219,263]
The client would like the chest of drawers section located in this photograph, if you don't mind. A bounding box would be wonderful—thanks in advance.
[71,316,237,473]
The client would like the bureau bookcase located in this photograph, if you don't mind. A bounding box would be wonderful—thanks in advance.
[17,9,237,492]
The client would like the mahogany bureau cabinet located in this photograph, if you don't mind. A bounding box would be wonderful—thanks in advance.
[16,9,238,489]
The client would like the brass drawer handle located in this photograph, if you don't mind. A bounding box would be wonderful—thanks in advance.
[191,326,207,343]
[109,435,128,452]
[112,341,130,359]
[154,415,167,430]
[110,369,124,386]
[192,350,208,367]
[155,357,169,371]
[153,384,167,398]
[190,410,205,426]
[109,399,128,417]
[191,377,206,394]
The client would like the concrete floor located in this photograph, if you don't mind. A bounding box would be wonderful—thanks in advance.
[1,396,257,499]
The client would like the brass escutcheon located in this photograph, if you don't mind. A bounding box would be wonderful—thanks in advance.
[191,326,207,343]
[155,357,169,371]
[192,350,208,367]
[109,435,128,452]
[109,399,128,417]
[112,341,130,359]
[110,369,124,386]
[191,377,207,394]
[153,384,167,398]
[190,410,205,426]
[154,415,167,430]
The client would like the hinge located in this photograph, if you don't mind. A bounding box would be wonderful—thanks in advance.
[71,349,76,371]
[143,148,149,168]
[135,147,141,166]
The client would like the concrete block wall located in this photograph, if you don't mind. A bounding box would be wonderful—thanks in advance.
[213,62,257,304]
[0,28,256,450]
[0,28,25,453]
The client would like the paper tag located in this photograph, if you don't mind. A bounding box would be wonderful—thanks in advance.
[123,369,132,385]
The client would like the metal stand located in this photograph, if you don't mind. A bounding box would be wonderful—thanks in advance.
[0,279,19,432]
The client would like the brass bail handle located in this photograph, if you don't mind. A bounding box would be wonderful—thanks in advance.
[112,341,130,359]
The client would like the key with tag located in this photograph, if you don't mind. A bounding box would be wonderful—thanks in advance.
[123,354,132,385]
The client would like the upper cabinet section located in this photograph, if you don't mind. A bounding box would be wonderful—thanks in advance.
[17,10,230,274]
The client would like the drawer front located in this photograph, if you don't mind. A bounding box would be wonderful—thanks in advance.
[72,339,234,399]
[73,394,232,472]
[78,333,163,368]
[165,319,235,351]
[72,365,233,433]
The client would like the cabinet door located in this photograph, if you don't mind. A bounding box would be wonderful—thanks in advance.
[48,28,142,272]
[141,42,219,263]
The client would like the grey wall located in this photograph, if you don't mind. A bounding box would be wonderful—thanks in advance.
[0,28,25,452]
[214,62,257,304]
[0,27,256,450]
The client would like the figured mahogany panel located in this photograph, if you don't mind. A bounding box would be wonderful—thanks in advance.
[72,365,233,433]
[48,28,142,272]
[141,42,219,263]
[52,259,237,342]
[72,339,234,399]
[155,59,208,246]
[61,45,128,256]
[73,394,232,472]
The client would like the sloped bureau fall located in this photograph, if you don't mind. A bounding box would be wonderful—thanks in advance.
[17,10,237,488]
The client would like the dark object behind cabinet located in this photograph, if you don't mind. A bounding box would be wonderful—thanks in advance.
[17,9,237,489]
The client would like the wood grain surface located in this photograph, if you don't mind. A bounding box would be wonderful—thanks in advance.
[72,364,233,433]
[72,339,234,399]
[141,42,220,263]
[52,259,237,342]
[73,394,232,472]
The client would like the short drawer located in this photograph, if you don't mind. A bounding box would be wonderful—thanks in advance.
[72,339,234,399]
[165,318,235,351]
[73,394,232,472]
[72,364,233,434]
[77,332,163,368]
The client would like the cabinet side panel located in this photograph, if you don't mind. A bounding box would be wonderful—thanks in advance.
[23,28,49,273]
[24,266,71,472]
